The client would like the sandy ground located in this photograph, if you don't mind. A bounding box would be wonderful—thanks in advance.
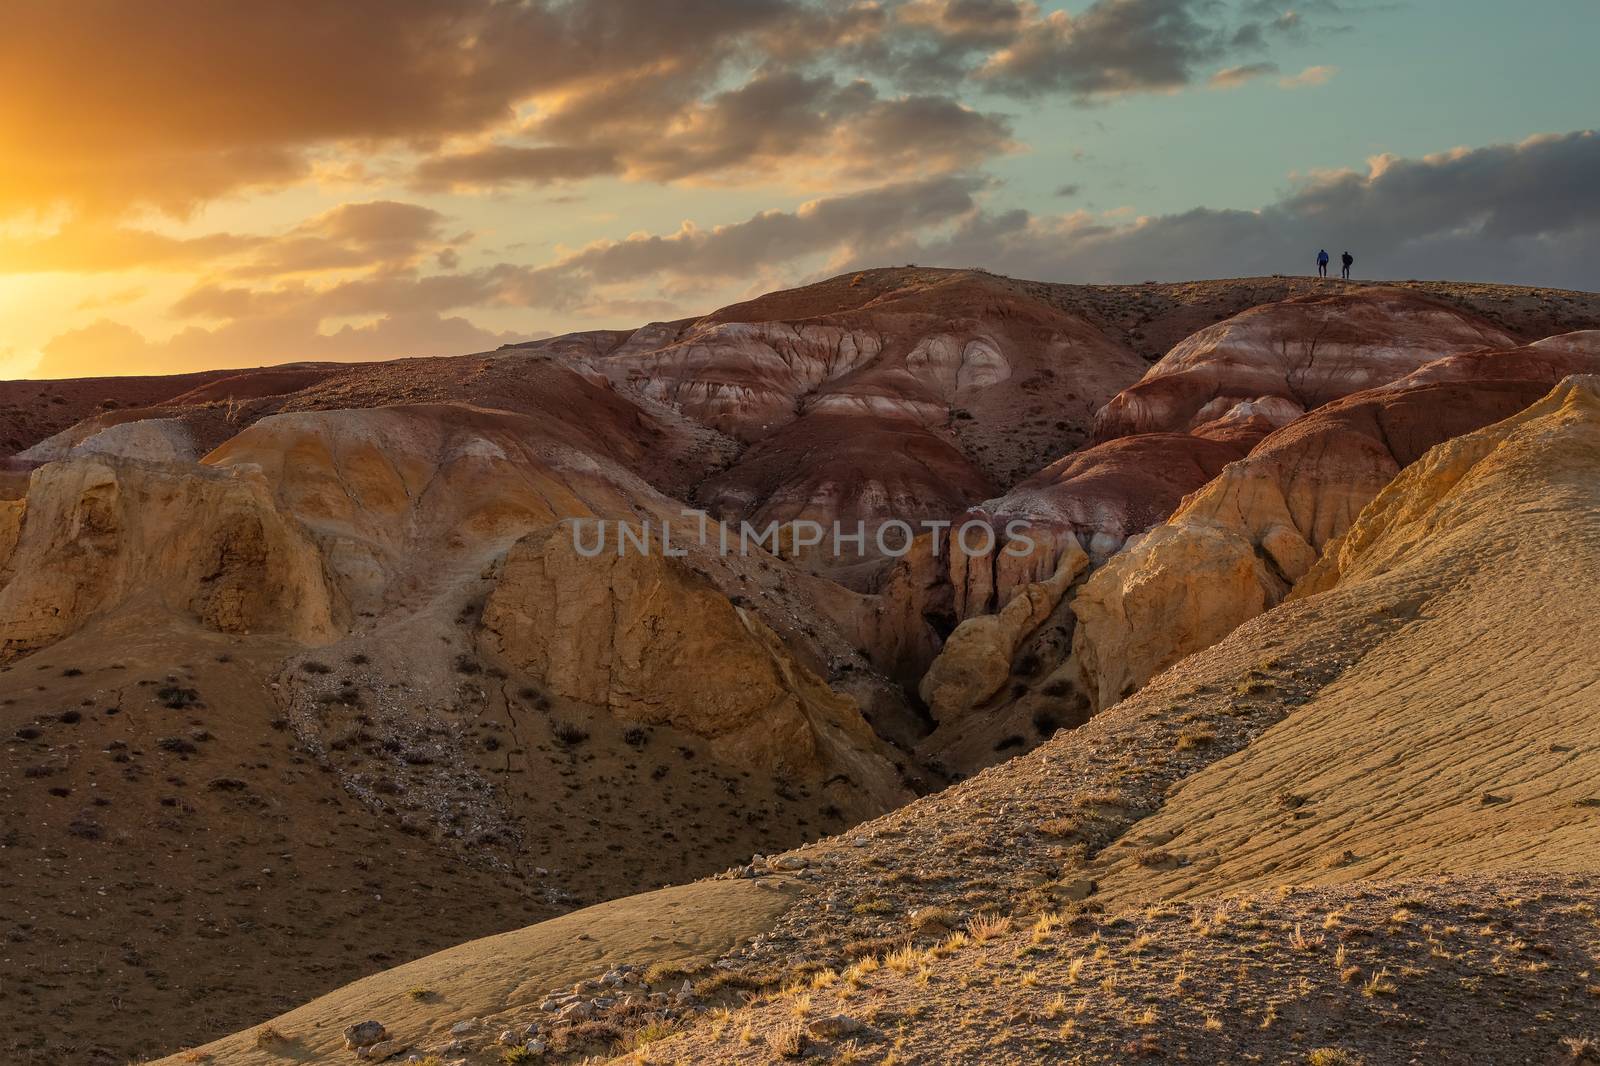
[152,879,797,1065]
[0,607,856,1063]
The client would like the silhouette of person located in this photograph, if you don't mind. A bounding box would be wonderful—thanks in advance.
[1341,251,1353,279]
[1317,249,1330,278]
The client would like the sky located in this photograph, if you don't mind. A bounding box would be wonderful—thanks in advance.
[1,0,1596,379]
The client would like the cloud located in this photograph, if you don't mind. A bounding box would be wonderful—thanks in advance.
[3,0,1323,218]
[0,200,460,278]
[30,309,525,380]
[29,129,1600,379]
[976,0,1229,99]
[1279,64,1337,88]
[0,0,799,216]
[0,226,264,275]
[447,73,1015,189]
[851,129,1600,291]
[1209,62,1280,89]
[517,174,988,297]
[412,146,622,192]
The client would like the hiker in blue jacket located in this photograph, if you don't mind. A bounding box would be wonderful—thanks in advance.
[1317,249,1330,277]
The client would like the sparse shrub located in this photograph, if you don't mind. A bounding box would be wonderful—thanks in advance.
[768,1023,806,1059]
[157,685,200,709]
[993,734,1025,752]
[552,721,589,745]
[623,726,648,748]
[347,652,370,666]
[1308,1050,1365,1066]
[1361,967,1395,997]
[253,1026,286,1049]
[157,736,198,755]
[452,653,482,675]
[1563,1036,1600,1063]
[626,1020,679,1049]
[300,661,332,675]
[406,985,435,1001]
[967,914,1012,942]
[645,961,695,985]
[1073,788,1131,810]
[61,667,83,677]
[1032,708,1063,737]
[67,816,104,840]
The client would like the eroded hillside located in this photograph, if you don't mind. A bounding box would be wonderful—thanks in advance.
[159,374,1600,1065]
[3,270,1599,1064]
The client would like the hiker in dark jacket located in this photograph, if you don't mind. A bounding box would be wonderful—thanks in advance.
[1341,251,1354,279]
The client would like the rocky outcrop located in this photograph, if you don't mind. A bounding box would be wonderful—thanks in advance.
[945,403,1292,620]
[201,402,661,615]
[1296,374,1600,597]
[480,528,908,805]
[918,541,1089,723]
[1094,288,1516,441]
[1070,521,1281,709]
[1070,334,1600,710]
[0,458,338,658]
[21,416,205,464]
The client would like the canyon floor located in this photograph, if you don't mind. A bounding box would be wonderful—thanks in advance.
[2,270,1598,1064]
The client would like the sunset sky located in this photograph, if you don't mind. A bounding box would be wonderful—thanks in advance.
[2,0,1596,379]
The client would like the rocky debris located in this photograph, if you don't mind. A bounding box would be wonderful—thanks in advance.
[359,1037,408,1061]
[806,1013,874,1041]
[342,1020,387,1049]
[395,961,713,1062]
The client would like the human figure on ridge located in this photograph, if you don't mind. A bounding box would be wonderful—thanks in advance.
[1317,249,1330,277]
[1341,250,1354,279]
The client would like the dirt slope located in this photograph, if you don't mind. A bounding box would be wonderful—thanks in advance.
[641,375,1600,1064]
